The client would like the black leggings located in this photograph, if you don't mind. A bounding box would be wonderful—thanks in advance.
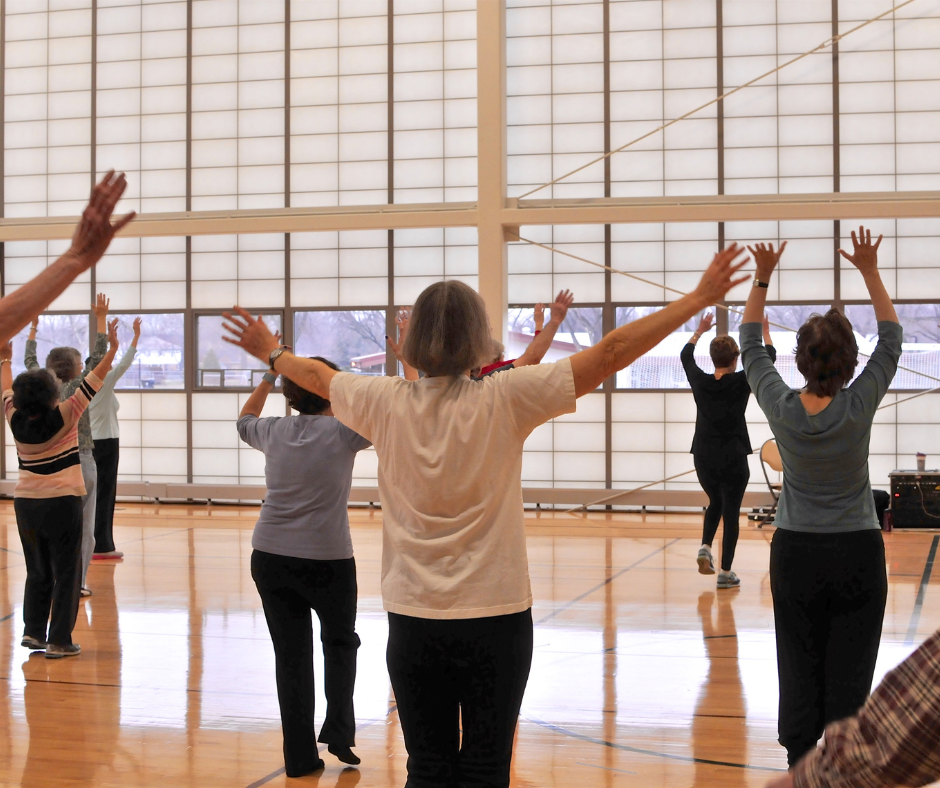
[93,438,119,554]
[770,528,887,766]
[387,609,533,788]
[694,453,750,571]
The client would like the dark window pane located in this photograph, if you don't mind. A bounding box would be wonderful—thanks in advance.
[111,314,185,390]
[10,314,90,378]
[197,314,281,388]
[293,310,387,375]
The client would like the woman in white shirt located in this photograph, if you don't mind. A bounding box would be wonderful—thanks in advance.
[222,246,749,787]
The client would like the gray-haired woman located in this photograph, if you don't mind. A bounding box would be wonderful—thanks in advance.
[222,246,749,787]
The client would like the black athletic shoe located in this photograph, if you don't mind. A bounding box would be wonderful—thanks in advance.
[328,745,361,765]
[286,759,324,778]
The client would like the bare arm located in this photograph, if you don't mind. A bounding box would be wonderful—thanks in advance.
[90,319,119,382]
[742,242,786,325]
[0,343,12,392]
[0,172,134,346]
[570,247,750,397]
[240,379,273,419]
[386,309,419,381]
[515,290,573,368]
[222,308,339,398]
[762,314,774,347]
[839,226,898,324]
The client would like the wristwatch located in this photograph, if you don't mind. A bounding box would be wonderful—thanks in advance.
[268,346,290,368]
[753,278,770,289]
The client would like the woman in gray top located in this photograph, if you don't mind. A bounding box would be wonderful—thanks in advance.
[740,226,902,767]
[237,358,371,777]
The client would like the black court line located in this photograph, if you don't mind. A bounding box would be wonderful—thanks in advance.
[905,534,939,645]
[246,705,398,788]
[536,538,681,625]
[524,716,786,773]
[0,613,12,623]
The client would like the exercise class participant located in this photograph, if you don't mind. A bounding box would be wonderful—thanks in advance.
[222,244,749,787]
[741,227,901,767]
[682,309,776,589]
[237,358,370,777]
[1,321,119,658]
[27,295,111,597]
[88,316,142,560]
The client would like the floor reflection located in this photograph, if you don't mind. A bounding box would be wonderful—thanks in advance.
[693,590,746,787]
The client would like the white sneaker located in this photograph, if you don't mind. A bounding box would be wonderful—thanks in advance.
[717,571,741,589]
[697,547,715,575]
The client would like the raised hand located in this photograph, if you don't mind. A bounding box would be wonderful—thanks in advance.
[107,318,120,351]
[746,241,787,280]
[693,244,751,306]
[222,307,281,364]
[132,316,142,338]
[534,302,545,332]
[30,317,39,331]
[67,171,136,269]
[93,293,110,319]
[696,312,714,335]
[549,290,574,324]
[386,309,411,361]
[0,342,12,363]
[838,225,883,276]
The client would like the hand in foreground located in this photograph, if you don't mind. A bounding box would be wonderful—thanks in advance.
[222,307,281,364]
[838,225,883,276]
[93,293,110,319]
[746,241,787,281]
[0,342,12,363]
[765,772,793,788]
[132,317,142,340]
[107,318,119,352]
[696,312,714,335]
[68,171,136,268]
[534,302,545,332]
[549,289,574,324]
[693,244,750,306]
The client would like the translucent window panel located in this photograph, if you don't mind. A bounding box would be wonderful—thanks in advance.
[393,226,479,304]
[608,0,718,198]
[95,1,188,214]
[609,222,720,303]
[196,314,281,388]
[293,310,388,375]
[394,1,478,204]
[838,2,940,192]
[109,313,185,390]
[507,306,602,364]
[290,230,388,308]
[507,0,604,199]
[522,392,606,488]
[4,2,93,218]
[727,304,833,389]
[191,233,286,308]
[93,235,187,310]
[116,392,189,482]
[611,391,667,489]
[722,1,833,195]
[291,0,389,207]
[508,224,606,304]
[3,239,91,310]
[844,303,940,391]
[191,0,284,210]
[8,313,90,378]
[724,220,835,302]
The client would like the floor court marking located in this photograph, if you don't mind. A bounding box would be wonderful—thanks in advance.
[905,534,939,645]
[524,716,787,773]
[246,705,398,788]
[536,538,682,625]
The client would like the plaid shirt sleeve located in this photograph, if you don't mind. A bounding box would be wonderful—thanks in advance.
[793,628,940,788]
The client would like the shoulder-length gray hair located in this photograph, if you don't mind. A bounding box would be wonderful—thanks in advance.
[402,281,493,376]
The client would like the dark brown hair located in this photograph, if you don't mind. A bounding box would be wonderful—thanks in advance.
[282,357,339,415]
[12,369,59,417]
[709,335,739,369]
[402,281,492,376]
[46,347,80,383]
[795,309,859,397]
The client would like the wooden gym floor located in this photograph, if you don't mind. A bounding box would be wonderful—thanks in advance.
[0,502,939,787]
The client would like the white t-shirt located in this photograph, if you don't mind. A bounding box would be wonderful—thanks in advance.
[329,358,577,620]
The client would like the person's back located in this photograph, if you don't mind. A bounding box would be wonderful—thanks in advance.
[237,413,369,560]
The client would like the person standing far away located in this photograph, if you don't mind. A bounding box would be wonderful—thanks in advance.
[681,308,776,589]
[89,316,143,560]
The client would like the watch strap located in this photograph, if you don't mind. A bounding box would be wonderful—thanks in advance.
[753,278,770,289]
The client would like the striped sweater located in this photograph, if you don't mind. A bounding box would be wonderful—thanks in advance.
[3,372,103,499]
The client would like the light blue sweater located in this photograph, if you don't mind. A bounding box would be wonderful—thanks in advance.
[89,346,136,441]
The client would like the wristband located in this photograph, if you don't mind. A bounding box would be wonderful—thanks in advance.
[262,372,277,386]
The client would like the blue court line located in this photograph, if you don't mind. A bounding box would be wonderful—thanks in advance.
[536,538,682,625]
[524,716,786,773]
[905,534,939,645]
